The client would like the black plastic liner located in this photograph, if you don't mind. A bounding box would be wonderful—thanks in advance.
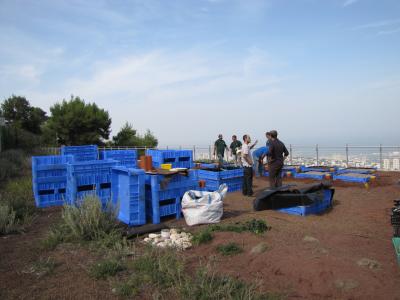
[253,183,335,211]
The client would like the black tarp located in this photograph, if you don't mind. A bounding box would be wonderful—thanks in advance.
[253,182,335,211]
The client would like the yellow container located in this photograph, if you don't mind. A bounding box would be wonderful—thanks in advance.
[161,163,172,170]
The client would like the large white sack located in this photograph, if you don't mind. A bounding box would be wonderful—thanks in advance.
[181,184,228,226]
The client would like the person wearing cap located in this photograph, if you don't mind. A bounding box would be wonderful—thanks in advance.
[230,135,242,166]
[214,134,228,167]
[267,130,289,188]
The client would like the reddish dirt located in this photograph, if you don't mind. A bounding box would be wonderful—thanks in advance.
[0,208,118,300]
[1,172,400,299]
[182,172,400,299]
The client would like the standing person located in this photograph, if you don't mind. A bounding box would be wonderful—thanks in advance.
[230,135,242,166]
[241,134,254,196]
[267,130,289,188]
[214,134,228,167]
[252,146,269,177]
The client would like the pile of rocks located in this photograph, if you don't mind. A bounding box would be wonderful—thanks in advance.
[143,229,192,250]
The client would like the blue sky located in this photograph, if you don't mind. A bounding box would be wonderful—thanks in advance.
[0,0,399,146]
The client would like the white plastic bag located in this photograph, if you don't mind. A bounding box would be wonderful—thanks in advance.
[181,184,228,226]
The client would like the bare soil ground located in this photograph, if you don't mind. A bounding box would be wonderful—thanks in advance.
[1,172,400,299]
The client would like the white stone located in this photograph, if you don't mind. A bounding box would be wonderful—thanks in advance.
[144,238,150,242]
[170,229,178,235]
[149,233,158,239]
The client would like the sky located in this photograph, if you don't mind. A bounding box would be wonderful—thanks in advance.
[0,0,399,147]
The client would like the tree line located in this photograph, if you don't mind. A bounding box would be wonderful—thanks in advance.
[0,95,158,151]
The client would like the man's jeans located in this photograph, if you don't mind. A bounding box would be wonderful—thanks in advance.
[252,154,263,177]
[242,166,254,196]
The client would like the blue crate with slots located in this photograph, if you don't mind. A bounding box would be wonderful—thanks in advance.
[32,155,75,208]
[145,170,197,224]
[197,167,243,181]
[336,167,377,175]
[277,189,333,216]
[295,171,333,180]
[145,149,193,169]
[61,145,98,162]
[111,167,146,226]
[66,160,117,207]
[333,173,376,184]
[202,177,242,193]
[100,150,138,168]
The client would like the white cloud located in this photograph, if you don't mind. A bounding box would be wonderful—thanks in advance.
[378,27,400,35]
[14,47,285,144]
[343,0,359,7]
[352,18,400,30]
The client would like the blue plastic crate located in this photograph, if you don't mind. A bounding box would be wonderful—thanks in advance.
[146,149,193,168]
[32,155,75,208]
[61,145,98,162]
[145,170,197,224]
[66,160,117,206]
[111,167,145,226]
[198,167,243,181]
[203,177,242,192]
[277,189,334,216]
[333,173,376,184]
[295,171,332,180]
[336,168,377,175]
[100,150,138,168]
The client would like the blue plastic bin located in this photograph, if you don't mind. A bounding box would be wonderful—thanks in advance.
[146,149,193,169]
[145,170,197,224]
[277,189,333,216]
[197,167,243,181]
[100,150,138,168]
[336,168,376,175]
[32,155,74,208]
[203,177,242,192]
[111,167,146,226]
[333,173,376,184]
[295,171,332,180]
[66,160,117,207]
[61,145,98,162]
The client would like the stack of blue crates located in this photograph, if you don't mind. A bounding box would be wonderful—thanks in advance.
[61,145,98,161]
[111,167,146,226]
[198,168,243,192]
[66,160,117,207]
[146,149,193,168]
[32,155,75,208]
[277,189,334,216]
[145,170,197,224]
[100,149,138,168]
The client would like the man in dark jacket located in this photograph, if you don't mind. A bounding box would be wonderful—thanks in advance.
[267,130,289,188]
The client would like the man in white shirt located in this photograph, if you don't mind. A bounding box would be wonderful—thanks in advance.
[241,134,257,196]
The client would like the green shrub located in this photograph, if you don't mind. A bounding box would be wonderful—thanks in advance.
[192,228,214,245]
[0,204,18,234]
[133,248,184,288]
[41,223,69,250]
[61,195,118,241]
[26,257,57,278]
[181,268,274,300]
[0,177,35,234]
[89,259,126,279]
[1,177,35,220]
[209,219,270,235]
[112,279,140,297]
[216,243,243,256]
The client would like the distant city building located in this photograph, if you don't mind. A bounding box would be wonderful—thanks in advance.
[383,159,390,170]
[393,159,400,171]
